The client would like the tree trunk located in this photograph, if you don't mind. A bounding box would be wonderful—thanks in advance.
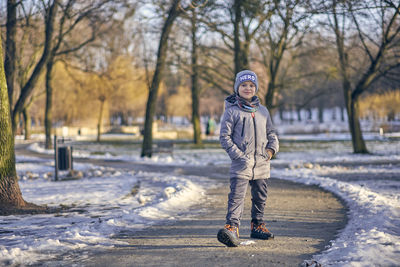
[97,97,105,142]
[233,0,243,75]
[191,10,202,146]
[241,39,250,71]
[265,79,275,111]
[318,102,324,123]
[12,0,58,133]
[0,33,27,210]
[296,108,301,122]
[45,59,54,149]
[141,0,181,157]
[340,106,345,121]
[344,88,368,153]
[22,106,31,140]
[307,108,312,120]
[332,2,368,154]
[5,0,17,111]
[279,107,284,122]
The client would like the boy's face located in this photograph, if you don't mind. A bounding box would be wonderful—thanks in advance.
[238,81,256,101]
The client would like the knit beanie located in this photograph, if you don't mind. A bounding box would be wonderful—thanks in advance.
[234,70,258,94]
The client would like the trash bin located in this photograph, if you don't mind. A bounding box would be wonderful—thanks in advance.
[58,146,72,170]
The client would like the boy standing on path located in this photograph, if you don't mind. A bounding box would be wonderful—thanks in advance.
[217,70,279,247]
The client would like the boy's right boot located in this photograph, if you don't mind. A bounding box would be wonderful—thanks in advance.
[250,222,274,240]
[217,224,240,247]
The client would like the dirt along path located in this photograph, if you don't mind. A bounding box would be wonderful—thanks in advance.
[15,143,347,266]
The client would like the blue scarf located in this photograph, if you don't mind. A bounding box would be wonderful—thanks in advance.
[235,94,259,113]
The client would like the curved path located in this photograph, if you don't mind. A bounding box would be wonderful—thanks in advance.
[15,143,347,266]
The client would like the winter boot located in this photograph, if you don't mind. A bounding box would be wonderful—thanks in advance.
[217,224,240,247]
[250,222,274,240]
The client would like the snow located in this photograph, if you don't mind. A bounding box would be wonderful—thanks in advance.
[240,240,256,246]
[2,134,400,266]
[273,168,400,266]
[1,156,215,266]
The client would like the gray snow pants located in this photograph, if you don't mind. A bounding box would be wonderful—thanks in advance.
[226,177,268,227]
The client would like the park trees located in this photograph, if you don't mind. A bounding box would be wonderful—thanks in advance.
[199,0,273,92]
[167,4,211,145]
[141,0,182,157]
[4,0,131,147]
[43,0,130,148]
[322,0,400,153]
[190,9,202,145]
[254,0,311,111]
[141,0,208,157]
[0,34,40,213]
[10,0,59,135]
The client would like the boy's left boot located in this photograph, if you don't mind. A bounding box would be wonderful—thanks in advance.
[250,222,274,240]
[217,224,240,247]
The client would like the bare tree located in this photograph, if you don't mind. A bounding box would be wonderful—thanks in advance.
[255,0,310,111]
[0,34,43,214]
[11,0,59,134]
[196,0,273,95]
[190,9,202,145]
[43,0,128,149]
[141,0,183,157]
[325,0,400,153]
[233,0,273,73]
[141,0,208,157]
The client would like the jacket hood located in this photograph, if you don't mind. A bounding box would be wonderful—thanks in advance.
[224,94,237,108]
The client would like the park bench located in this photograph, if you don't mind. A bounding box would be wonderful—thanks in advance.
[151,141,174,156]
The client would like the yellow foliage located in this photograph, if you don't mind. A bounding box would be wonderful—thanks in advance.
[359,90,400,119]
[165,85,191,117]
[49,56,149,127]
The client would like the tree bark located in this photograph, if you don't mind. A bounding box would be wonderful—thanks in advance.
[22,106,31,140]
[191,10,202,146]
[12,0,58,134]
[307,108,312,120]
[341,106,345,121]
[296,108,301,122]
[279,107,284,122]
[45,59,55,149]
[5,0,17,111]
[265,78,276,111]
[346,89,368,153]
[97,96,106,142]
[233,0,248,74]
[318,103,324,123]
[141,0,182,157]
[332,2,368,153]
[0,33,27,209]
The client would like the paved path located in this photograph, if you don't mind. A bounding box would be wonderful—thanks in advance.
[81,178,346,267]
[15,143,347,266]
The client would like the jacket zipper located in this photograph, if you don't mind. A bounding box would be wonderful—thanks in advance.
[251,112,256,180]
[241,117,246,137]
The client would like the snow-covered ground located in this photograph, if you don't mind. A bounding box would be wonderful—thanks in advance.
[0,156,215,266]
[1,134,400,266]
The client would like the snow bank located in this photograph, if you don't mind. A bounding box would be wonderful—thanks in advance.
[273,165,400,266]
[0,157,213,266]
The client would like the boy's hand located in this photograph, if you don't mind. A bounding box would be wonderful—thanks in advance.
[266,149,274,160]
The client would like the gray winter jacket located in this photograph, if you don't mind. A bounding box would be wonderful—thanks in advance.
[220,96,279,180]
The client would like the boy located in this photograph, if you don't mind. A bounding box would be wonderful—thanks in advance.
[217,70,279,247]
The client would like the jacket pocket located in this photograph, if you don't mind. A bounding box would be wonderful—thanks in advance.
[260,143,269,159]
[241,117,246,137]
